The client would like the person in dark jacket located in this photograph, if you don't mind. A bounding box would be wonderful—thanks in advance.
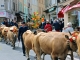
[10,19,14,26]
[2,18,9,27]
[53,20,60,32]
[10,19,18,28]
[18,21,28,56]
[50,19,53,26]
[39,21,46,29]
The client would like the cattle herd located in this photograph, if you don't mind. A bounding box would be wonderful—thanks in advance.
[0,25,80,60]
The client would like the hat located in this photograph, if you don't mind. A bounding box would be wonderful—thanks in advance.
[46,20,49,23]
[21,21,25,24]
[67,22,72,27]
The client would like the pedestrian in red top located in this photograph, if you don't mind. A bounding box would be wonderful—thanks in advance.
[44,20,52,32]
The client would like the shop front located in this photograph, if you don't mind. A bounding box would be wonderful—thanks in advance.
[44,6,56,20]
[0,11,12,23]
[64,2,80,28]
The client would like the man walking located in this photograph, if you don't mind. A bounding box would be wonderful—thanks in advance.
[18,22,28,56]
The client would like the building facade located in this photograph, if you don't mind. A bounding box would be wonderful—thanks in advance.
[58,0,80,27]
[38,0,45,17]
[0,0,17,22]
[44,0,60,20]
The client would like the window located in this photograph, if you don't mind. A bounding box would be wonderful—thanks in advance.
[57,0,60,3]
[1,5,4,7]
[24,0,27,4]
[13,2,15,11]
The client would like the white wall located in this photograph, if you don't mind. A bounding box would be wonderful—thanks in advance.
[4,0,13,11]
[0,0,5,10]
[51,0,56,5]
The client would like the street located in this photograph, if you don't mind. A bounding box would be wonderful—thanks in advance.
[0,41,80,60]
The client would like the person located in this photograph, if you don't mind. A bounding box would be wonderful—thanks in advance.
[18,21,28,56]
[59,19,64,32]
[50,19,53,26]
[62,22,74,33]
[44,20,52,32]
[53,19,60,32]
[2,18,9,27]
[74,27,80,31]
[10,19,18,28]
[10,19,14,26]
[39,20,46,29]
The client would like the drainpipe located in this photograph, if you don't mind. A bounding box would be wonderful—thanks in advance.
[56,0,58,18]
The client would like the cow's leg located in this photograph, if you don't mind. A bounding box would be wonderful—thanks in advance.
[6,38,9,44]
[25,48,30,60]
[42,53,45,60]
[51,56,58,60]
[37,53,41,60]
[60,54,67,60]
[35,49,41,60]
[51,54,58,60]
[12,36,16,49]
[12,40,15,49]
[71,51,74,60]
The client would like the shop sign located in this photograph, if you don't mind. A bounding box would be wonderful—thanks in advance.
[49,8,54,12]
[0,11,6,17]
[0,11,11,18]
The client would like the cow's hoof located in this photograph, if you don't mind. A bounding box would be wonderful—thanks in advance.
[6,42,8,44]
[27,58,30,60]
[34,56,37,58]
[12,47,15,50]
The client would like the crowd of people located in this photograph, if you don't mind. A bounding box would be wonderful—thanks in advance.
[2,18,79,33]
[1,18,18,28]
[39,18,64,32]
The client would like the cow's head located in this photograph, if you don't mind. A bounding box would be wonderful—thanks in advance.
[65,34,77,52]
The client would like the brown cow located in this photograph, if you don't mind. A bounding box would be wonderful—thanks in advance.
[76,33,80,56]
[7,30,15,47]
[33,32,77,60]
[7,26,18,49]
[23,30,36,60]
[2,27,9,43]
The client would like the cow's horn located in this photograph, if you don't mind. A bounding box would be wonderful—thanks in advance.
[68,31,72,36]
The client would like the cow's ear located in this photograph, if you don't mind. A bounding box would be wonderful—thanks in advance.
[65,35,69,40]
[33,30,37,35]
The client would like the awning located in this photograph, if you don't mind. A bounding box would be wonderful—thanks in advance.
[67,4,80,11]
[58,8,64,18]
[58,5,70,18]
[66,1,80,12]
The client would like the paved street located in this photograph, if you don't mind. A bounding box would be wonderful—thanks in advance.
[0,41,80,60]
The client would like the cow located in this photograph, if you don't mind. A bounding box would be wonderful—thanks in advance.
[7,26,18,49]
[7,30,15,48]
[1,27,9,43]
[22,30,36,60]
[33,32,77,60]
[75,32,80,56]
[0,25,6,41]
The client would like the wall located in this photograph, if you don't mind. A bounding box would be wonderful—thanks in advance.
[30,0,38,14]
[19,0,24,12]
[0,0,5,10]
[38,0,45,16]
